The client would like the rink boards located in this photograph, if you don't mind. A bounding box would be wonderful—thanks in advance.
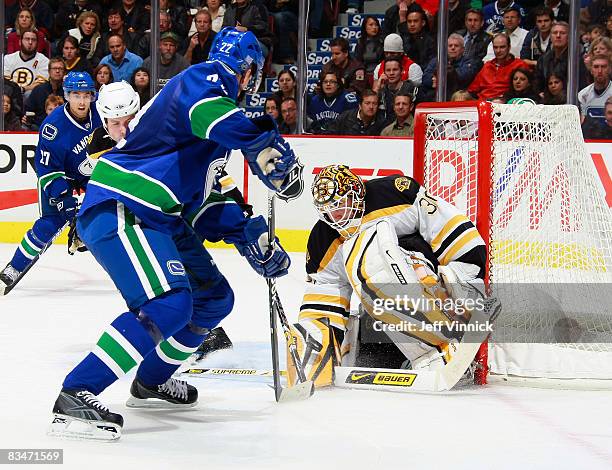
[0,133,611,253]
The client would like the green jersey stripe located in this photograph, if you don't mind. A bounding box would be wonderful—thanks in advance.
[97,332,138,373]
[39,172,65,192]
[123,218,167,297]
[91,159,182,215]
[189,96,239,139]
[20,237,39,257]
[159,340,192,362]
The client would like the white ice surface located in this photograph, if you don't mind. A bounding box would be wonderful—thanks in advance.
[1,244,612,470]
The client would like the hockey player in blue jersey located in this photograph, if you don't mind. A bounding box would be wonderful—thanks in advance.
[50,28,299,440]
[0,72,101,295]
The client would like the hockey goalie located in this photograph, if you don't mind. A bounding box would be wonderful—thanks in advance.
[288,165,498,390]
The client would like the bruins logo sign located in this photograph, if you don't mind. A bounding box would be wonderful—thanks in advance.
[394,176,411,192]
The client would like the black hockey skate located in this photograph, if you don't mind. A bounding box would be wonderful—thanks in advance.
[0,263,20,295]
[126,377,198,409]
[49,389,123,441]
[193,326,233,361]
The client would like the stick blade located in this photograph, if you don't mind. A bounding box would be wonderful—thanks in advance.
[277,380,315,402]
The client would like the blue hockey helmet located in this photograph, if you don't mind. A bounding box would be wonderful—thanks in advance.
[63,71,96,100]
[209,27,264,93]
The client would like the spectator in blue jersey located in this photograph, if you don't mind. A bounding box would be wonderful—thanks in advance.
[582,97,612,139]
[0,72,101,292]
[308,71,359,134]
[49,30,298,438]
[354,16,385,79]
[482,0,526,34]
[99,33,144,83]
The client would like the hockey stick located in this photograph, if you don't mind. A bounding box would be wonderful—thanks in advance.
[1,220,70,296]
[180,368,286,377]
[267,192,314,402]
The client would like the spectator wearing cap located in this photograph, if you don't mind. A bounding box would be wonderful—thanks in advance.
[482,0,526,34]
[578,55,612,125]
[582,96,612,139]
[143,32,191,88]
[101,8,141,57]
[468,32,529,99]
[184,10,217,65]
[397,5,435,68]
[321,37,367,95]
[422,33,482,101]
[520,6,553,68]
[115,0,151,35]
[99,33,143,83]
[458,9,491,63]
[328,89,387,136]
[372,34,423,86]
[380,91,415,136]
[482,7,528,61]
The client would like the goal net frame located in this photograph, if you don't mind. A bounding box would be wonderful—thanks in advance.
[413,100,612,389]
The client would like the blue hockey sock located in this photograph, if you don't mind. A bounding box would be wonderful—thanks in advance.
[136,323,207,386]
[63,312,156,395]
[10,217,64,271]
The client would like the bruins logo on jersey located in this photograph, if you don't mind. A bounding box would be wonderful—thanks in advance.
[394,176,411,193]
[10,67,35,86]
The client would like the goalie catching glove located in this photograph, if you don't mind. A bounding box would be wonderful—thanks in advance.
[234,215,290,278]
[242,115,300,193]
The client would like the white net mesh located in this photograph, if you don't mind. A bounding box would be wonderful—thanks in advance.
[419,102,612,382]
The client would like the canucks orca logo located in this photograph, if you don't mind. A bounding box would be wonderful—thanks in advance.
[167,260,186,276]
[41,124,58,140]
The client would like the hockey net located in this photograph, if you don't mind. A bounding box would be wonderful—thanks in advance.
[413,101,612,388]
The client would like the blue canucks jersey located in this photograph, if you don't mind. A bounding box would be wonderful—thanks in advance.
[35,104,102,199]
[80,60,270,233]
[307,91,358,133]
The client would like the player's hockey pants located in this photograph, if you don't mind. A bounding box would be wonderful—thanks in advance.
[63,200,234,393]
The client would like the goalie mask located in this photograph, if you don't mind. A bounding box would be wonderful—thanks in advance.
[312,165,366,237]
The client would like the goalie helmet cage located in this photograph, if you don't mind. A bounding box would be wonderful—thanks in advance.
[413,100,612,389]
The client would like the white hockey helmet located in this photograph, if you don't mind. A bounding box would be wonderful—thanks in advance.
[96,81,140,125]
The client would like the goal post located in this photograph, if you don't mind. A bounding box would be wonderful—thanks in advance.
[413,100,612,388]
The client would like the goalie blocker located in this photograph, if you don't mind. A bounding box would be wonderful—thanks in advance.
[287,166,495,390]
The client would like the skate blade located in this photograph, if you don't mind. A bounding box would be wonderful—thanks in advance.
[125,396,198,409]
[48,414,121,441]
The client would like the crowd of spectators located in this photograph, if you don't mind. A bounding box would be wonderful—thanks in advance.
[1,0,611,139]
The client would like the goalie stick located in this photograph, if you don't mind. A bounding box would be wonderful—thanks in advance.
[1,221,70,296]
[267,192,314,402]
